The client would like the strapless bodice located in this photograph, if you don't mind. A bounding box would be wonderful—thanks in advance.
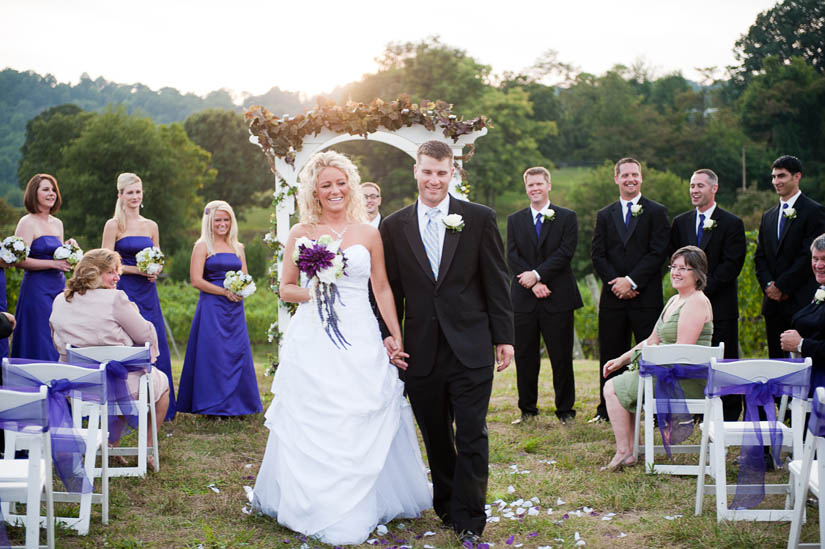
[115,236,154,266]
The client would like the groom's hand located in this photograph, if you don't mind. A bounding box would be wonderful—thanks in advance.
[384,337,409,370]
[495,344,514,372]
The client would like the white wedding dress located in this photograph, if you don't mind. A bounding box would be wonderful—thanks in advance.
[253,244,432,545]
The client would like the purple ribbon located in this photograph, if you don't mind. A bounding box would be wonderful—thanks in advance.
[638,359,709,458]
[3,360,106,495]
[807,392,825,438]
[706,359,810,509]
[0,387,49,548]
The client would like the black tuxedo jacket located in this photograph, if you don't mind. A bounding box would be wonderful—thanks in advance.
[591,195,669,310]
[381,196,514,376]
[792,297,825,393]
[0,312,11,340]
[755,194,825,316]
[669,207,746,322]
[506,205,583,313]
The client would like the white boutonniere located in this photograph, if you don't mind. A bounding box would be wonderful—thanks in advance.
[702,218,717,231]
[630,203,643,217]
[443,213,464,232]
[542,209,556,222]
[783,207,797,219]
[815,288,825,304]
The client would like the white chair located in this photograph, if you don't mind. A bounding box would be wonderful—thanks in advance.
[66,343,159,477]
[2,358,108,535]
[695,357,812,522]
[633,342,724,475]
[788,386,825,548]
[0,386,54,549]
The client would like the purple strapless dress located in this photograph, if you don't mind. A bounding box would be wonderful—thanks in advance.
[11,235,65,360]
[115,236,176,421]
[177,253,262,416]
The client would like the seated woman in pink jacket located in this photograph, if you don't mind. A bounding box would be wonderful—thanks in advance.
[50,248,169,467]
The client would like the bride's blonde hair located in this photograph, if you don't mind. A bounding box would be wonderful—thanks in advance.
[297,150,366,225]
[198,200,242,257]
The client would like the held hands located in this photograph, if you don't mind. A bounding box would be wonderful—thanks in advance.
[52,259,72,272]
[608,278,638,300]
[384,337,409,370]
[517,271,538,288]
[496,344,514,372]
[224,289,242,303]
[2,312,15,330]
[780,329,802,353]
[765,283,788,302]
[532,282,551,299]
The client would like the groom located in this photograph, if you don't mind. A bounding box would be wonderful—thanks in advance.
[380,140,514,544]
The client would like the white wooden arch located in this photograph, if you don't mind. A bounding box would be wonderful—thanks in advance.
[253,125,487,335]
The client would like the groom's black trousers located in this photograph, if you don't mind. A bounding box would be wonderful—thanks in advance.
[403,328,493,535]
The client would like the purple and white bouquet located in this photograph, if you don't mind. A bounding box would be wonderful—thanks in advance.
[53,242,83,267]
[0,236,30,264]
[293,235,350,349]
[135,246,165,276]
[223,270,257,298]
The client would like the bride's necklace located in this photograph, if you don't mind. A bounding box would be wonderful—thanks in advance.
[324,222,350,240]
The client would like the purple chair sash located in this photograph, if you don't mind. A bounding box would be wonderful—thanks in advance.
[3,360,106,495]
[638,359,709,458]
[808,393,825,438]
[0,387,49,548]
[706,359,810,510]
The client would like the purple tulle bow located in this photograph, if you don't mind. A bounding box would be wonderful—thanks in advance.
[638,360,709,458]
[706,359,810,509]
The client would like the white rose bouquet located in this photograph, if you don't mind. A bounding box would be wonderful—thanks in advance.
[135,246,165,276]
[293,234,350,348]
[223,270,257,298]
[53,242,83,267]
[0,236,30,264]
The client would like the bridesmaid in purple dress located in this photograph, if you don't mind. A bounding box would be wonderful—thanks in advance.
[11,174,73,360]
[177,200,262,416]
[102,173,176,421]
[0,262,9,359]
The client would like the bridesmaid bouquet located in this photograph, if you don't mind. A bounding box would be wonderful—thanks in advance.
[223,270,257,298]
[53,242,83,267]
[0,236,30,264]
[135,246,165,275]
[293,235,349,349]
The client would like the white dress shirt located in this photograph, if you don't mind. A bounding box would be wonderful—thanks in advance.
[696,203,717,234]
[417,196,449,250]
[368,213,381,229]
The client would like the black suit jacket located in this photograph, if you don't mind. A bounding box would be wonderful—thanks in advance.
[591,196,670,310]
[669,207,746,322]
[0,312,11,340]
[507,205,583,313]
[381,196,514,376]
[792,297,825,393]
[755,194,825,316]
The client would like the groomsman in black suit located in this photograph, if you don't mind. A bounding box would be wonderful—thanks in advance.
[591,158,670,422]
[507,166,582,425]
[755,155,825,358]
[669,169,746,419]
[381,140,514,545]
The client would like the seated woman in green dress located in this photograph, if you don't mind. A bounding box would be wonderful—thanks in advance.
[601,246,713,472]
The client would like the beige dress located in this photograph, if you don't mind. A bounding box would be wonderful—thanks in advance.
[50,288,168,401]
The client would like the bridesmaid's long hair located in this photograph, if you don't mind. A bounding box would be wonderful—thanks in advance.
[65,249,122,302]
[113,173,142,232]
[198,200,242,257]
[297,150,366,225]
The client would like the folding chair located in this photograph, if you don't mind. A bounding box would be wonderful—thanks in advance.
[695,357,811,522]
[66,343,159,477]
[2,358,108,535]
[633,342,724,475]
[788,386,825,548]
[0,386,54,549]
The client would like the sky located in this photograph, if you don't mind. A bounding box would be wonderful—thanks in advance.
[0,0,778,99]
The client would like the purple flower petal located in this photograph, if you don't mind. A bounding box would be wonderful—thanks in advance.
[506,535,515,545]
[527,532,538,537]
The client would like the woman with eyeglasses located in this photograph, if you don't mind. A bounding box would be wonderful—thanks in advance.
[600,245,713,471]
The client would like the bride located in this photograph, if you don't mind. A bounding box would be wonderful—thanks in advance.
[252,150,432,545]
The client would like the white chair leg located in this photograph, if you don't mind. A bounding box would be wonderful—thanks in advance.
[148,380,160,472]
[644,394,655,472]
[633,379,642,463]
[695,422,710,515]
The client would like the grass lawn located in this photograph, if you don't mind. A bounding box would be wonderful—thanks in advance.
[7,348,815,548]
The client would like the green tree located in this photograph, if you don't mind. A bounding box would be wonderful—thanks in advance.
[464,87,554,207]
[183,109,273,217]
[17,104,94,187]
[734,0,825,79]
[56,107,213,251]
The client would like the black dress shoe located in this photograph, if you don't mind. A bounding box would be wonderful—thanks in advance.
[511,412,538,425]
[457,529,481,546]
[558,412,576,424]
